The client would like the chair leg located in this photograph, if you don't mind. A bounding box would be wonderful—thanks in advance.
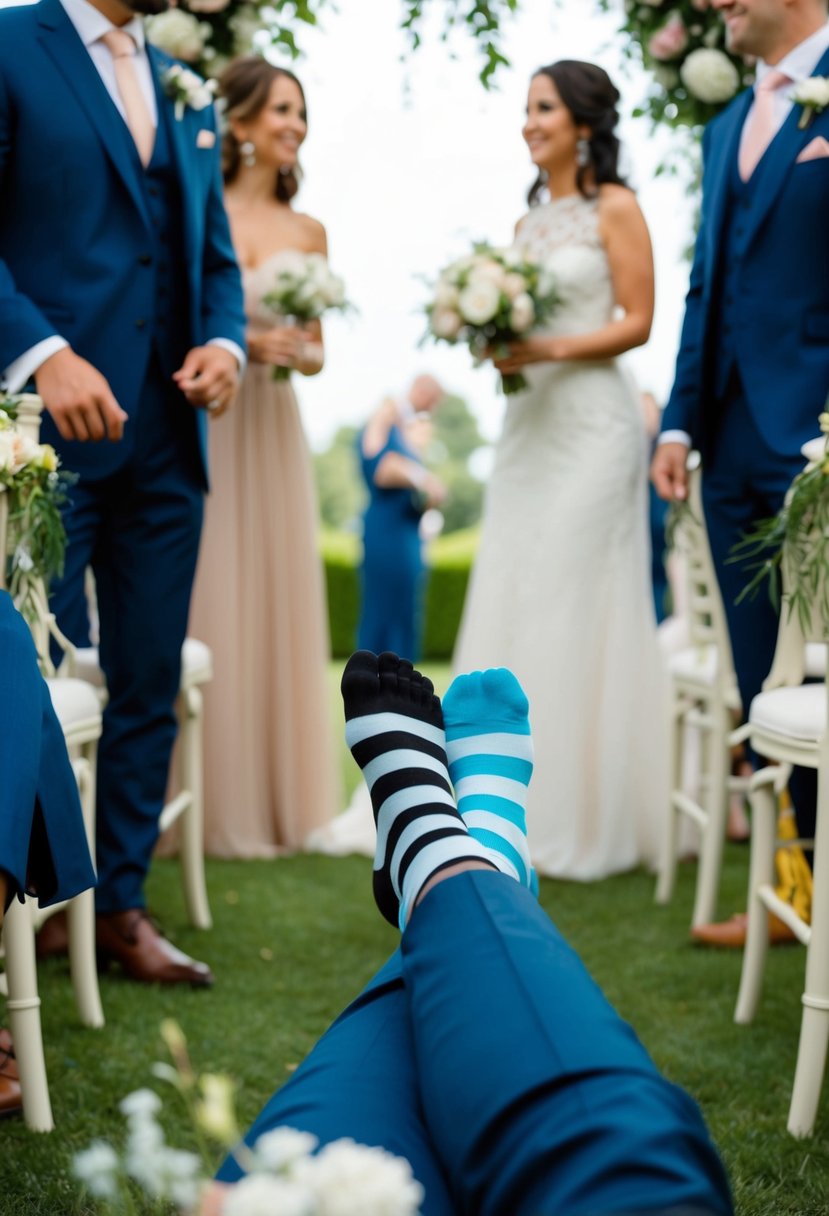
[656,699,686,905]
[691,702,729,928]
[68,753,104,1029]
[178,686,212,930]
[735,772,778,1025]
[3,899,53,1132]
[787,754,829,1136]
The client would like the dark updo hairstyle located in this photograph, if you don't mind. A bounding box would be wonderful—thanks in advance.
[527,59,627,206]
[219,55,306,202]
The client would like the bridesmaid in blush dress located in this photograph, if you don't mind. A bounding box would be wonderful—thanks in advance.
[188,57,340,856]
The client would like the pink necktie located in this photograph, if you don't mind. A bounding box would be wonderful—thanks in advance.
[100,29,154,167]
[739,69,791,181]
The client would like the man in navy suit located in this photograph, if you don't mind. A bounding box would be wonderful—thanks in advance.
[652,0,829,945]
[0,0,247,982]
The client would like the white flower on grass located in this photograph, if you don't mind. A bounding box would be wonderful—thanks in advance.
[431,308,462,340]
[298,1139,424,1216]
[680,48,740,104]
[223,1174,315,1216]
[128,1145,202,1208]
[253,1126,319,1172]
[146,9,208,62]
[72,1141,120,1200]
[509,293,535,333]
[119,1088,162,1121]
[458,278,500,326]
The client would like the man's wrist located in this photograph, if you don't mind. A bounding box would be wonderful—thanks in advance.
[658,429,691,448]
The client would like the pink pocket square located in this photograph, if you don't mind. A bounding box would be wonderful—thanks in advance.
[196,129,216,150]
[797,135,829,163]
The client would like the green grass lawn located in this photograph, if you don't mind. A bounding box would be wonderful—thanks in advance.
[4,663,829,1214]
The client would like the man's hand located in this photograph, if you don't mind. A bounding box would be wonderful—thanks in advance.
[650,441,690,502]
[173,346,240,419]
[34,348,127,442]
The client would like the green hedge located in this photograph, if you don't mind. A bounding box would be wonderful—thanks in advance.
[319,527,479,661]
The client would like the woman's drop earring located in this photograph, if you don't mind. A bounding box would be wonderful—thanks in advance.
[576,137,590,168]
[240,140,257,168]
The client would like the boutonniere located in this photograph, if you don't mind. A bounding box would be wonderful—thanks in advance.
[162,64,216,121]
[791,77,829,129]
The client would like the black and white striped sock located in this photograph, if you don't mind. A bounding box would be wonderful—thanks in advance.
[342,650,494,928]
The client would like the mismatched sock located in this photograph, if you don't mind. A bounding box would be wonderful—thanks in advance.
[443,667,535,892]
[342,651,493,928]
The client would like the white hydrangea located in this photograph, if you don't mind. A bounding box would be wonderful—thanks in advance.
[146,9,209,62]
[253,1127,319,1172]
[223,1174,315,1216]
[680,48,740,104]
[72,1141,120,1200]
[298,1139,424,1216]
[119,1088,162,1121]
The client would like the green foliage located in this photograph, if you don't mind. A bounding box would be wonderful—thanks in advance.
[320,527,478,660]
[421,526,478,658]
[313,426,367,532]
[400,0,519,88]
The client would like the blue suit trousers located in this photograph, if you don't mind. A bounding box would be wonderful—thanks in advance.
[218,873,732,1216]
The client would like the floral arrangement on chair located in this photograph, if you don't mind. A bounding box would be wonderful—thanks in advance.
[598,1,753,130]
[0,398,74,622]
[73,1019,424,1216]
[731,412,829,633]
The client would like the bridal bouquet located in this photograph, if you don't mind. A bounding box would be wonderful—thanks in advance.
[74,1019,423,1216]
[0,400,73,619]
[423,243,559,395]
[261,251,350,381]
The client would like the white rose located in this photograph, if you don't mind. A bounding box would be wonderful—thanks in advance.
[472,258,506,288]
[680,48,740,104]
[458,279,500,326]
[146,9,207,62]
[431,308,462,340]
[509,293,535,333]
[795,77,829,108]
[434,280,459,309]
[502,271,528,300]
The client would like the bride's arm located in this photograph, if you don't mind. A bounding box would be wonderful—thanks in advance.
[495,187,654,371]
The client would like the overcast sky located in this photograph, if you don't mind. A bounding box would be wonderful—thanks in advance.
[2,0,698,449]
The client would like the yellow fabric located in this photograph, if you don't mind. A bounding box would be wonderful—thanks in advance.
[774,791,812,924]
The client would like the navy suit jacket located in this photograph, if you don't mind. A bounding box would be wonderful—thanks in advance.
[0,0,246,481]
[662,47,829,460]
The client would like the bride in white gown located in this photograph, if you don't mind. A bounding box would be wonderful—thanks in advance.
[454,60,668,881]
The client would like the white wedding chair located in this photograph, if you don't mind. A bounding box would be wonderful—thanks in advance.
[73,636,214,930]
[655,457,751,927]
[0,394,104,1132]
[733,440,829,1137]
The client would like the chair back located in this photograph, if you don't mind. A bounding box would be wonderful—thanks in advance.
[674,457,738,696]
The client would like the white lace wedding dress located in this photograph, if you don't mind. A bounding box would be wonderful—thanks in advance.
[453,194,667,880]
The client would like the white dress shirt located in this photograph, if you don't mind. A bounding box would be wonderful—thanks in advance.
[2,0,243,393]
[661,20,829,449]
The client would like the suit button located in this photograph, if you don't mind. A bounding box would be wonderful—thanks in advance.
[138,253,152,266]
[148,186,159,198]
[135,318,147,329]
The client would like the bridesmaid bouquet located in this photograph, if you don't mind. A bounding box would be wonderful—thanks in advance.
[423,243,559,395]
[73,1020,424,1215]
[262,251,350,381]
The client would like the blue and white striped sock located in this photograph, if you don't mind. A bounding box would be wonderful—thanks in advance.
[443,668,536,893]
[342,651,494,929]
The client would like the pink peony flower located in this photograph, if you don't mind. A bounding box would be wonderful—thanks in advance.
[648,14,690,62]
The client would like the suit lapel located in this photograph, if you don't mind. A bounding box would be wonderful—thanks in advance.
[741,44,829,248]
[36,0,151,232]
[704,90,752,279]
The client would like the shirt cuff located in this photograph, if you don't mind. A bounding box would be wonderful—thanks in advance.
[2,337,69,394]
[658,429,692,448]
[207,338,246,378]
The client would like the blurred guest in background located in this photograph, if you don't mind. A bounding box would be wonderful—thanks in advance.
[357,375,447,662]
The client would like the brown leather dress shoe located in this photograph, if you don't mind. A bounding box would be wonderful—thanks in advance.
[96,910,214,987]
[0,1030,22,1119]
[35,909,69,960]
[691,911,798,947]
